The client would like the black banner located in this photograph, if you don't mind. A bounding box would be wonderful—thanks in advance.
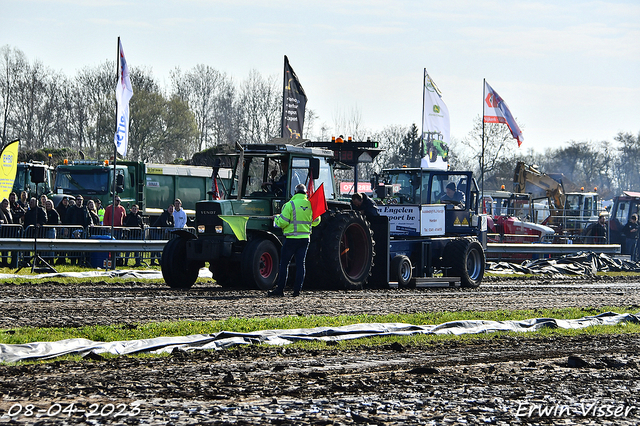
[281,55,307,139]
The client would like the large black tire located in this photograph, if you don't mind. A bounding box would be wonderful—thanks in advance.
[443,238,485,288]
[321,211,375,290]
[161,237,201,289]
[241,238,279,290]
[391,255,413,288]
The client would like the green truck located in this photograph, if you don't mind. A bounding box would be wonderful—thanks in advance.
[13,162,55,199]
[48,160,220,222]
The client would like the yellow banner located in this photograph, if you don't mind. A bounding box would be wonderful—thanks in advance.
[219,215,249,241]
[0,140,19,202]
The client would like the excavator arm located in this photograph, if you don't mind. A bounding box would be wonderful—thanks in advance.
[513,161,566,218]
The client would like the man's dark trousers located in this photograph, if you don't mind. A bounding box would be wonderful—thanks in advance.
[274,238,309,294]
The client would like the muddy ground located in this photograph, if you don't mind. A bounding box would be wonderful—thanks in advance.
[1,275,640,425]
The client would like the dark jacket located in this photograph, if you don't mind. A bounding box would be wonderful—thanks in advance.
[45,208,60,226]
[623,220,639,239]
[0,208,12,225]
[65,205,91,228]
[123,211,143,228]
[24,206,47,229]
[352,194,380,219]
[10,201,25,225]
[56,202,70,224]
[153,210,175,228]
[583,221,607,243]
[88,210,100,226]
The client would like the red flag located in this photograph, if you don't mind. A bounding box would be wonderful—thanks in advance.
[308,182,327,220]
[308,174,315,196]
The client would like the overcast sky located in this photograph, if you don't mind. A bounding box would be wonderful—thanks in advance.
[3,0,639,152]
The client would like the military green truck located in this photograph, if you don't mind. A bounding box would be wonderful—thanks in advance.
[161,140,487,291]
[48,160,221,222]
[13,162,54,199]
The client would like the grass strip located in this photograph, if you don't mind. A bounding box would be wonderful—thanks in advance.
[1,306,638,346]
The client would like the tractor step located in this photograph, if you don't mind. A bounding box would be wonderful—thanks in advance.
[412,277,461,288]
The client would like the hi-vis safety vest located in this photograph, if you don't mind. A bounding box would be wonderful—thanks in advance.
[275,193,321,239]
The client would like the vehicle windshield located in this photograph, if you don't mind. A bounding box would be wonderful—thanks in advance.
[381,170,422,204]
[55,169,110,194]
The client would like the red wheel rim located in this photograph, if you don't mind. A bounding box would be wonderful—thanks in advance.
[259,252,273,278]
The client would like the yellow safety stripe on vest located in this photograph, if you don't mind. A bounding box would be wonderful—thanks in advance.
[283,199,312,237]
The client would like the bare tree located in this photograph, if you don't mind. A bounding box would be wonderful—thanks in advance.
[238,69,280,144]
[171,65,236,149]
[0,45,28,145]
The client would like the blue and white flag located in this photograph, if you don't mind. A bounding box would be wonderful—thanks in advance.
[483,81,523,147]
[114,39,133,157]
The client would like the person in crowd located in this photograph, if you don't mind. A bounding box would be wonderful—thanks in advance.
[9,192,25,225]
[103,196,126,227]
[439,182,465,208]
[44,199,60,264]
[268,184,321,297]
[582,212,608,244]
[351,192,380,219]
[65,195,91,265]
[96,199,105,225]
[24,197,47,232]
[623,214,639,260]
[0,198,13,267]
[65,195,91,228]
[54,196,73,265]
[150,204,174,266]
[56,196,71,225]
[172,198,187,228]
[86,200,100,227]
[123,204,144,267]
[39,194,48,208]
[18,191,28,211]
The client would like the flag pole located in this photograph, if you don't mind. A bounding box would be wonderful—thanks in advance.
[280,55,286,138]
[421,69,426,168]
[110,37,120,265]
[481,78,485,200]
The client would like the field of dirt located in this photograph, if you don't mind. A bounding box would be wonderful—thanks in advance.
[1,275,640,424]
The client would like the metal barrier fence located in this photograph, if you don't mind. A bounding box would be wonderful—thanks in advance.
[0,225,196,268]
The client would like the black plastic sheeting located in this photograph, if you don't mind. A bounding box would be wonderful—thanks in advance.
[1,312,638,363]
[487,251,640,276]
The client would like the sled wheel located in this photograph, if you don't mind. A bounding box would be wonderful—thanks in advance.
[443,238,485,288]
[391,255,413,288]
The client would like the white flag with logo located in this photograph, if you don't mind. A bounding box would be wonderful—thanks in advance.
[421,69,450,170]
[114,39,133,157]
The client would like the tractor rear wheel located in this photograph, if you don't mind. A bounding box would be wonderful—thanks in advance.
[321,211,374,290]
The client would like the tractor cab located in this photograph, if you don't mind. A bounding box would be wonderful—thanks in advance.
[375,168,479,211]
[373,168,485,241]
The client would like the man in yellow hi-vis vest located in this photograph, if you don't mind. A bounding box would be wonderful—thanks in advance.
[268,183,321,297]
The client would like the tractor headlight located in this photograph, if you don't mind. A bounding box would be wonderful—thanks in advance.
[197,225,205,233]
[215,225,223,234]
